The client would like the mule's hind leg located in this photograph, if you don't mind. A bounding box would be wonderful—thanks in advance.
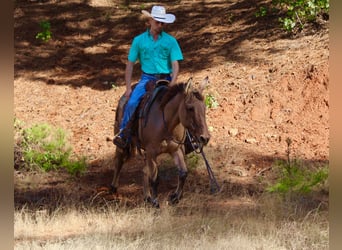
[143,152,160,208]
[169,149,188,204]
[111,148,128,194]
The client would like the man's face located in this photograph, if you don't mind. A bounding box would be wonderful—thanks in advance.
[149,18,164,34]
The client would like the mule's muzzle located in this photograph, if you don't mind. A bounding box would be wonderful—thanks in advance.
[199,135,210,145]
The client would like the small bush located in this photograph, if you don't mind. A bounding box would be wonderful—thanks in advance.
[267,159,328,194]
[255,6,268,17]
[205,94,219,109]
[35,20,52,42]
[16,121,86,175]
[185,152,201,171]
[267,138,328,195]
[256,0,329,32]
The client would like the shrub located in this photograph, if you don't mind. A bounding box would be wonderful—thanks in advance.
[16,121,86,175]
[267,159,328,194]
[256,0,329,32]
[267,138,328,195]
[185,152,201,171]
[255,6,268,17]
[35,20,52,42]
[205,94,219,109]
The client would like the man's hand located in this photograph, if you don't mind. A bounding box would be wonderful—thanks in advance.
[170,60,180,86]
[125,61,134,96]
[124,88,132,98]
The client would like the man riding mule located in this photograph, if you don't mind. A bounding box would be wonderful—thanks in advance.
[111,6,210,207]
[113,5,183,148]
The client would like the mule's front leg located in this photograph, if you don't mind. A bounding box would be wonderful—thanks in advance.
[169,149,188,204]
[110,148,128,194]
[143,153,160,208]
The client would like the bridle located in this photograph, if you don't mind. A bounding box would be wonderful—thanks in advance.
[185,129,204,153]
[186,130,220,194]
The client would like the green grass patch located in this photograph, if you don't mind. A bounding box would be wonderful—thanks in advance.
[15,119,87,175]
[267,159,328,194]
[35,20,52,42]
[185,152,201,171]
[267,138,328,196]
[205,94,219,109]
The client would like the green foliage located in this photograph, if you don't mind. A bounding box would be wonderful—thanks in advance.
[35,20,52,42]
[185,152,201,171]
[226,13,235,24]
[18,122,86,175]
[138,4,146,10]
[63,159,87,176]
[267,138,328,195]
[255,6,268,17]
[280,17,297,31]
[256,0,329,32]
[267,160,328,194]
[205,94,219,109]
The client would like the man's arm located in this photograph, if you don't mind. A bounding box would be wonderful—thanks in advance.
[170,60,179,86]
[124,60,134,97]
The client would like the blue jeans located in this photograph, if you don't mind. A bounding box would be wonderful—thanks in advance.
[119,73,171,134]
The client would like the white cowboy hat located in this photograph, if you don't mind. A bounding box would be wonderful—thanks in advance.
[141,6,176,24]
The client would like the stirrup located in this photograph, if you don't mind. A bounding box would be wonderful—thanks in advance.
[113,135,128,149]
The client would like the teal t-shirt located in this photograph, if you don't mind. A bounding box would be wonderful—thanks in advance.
[127,30,183,74]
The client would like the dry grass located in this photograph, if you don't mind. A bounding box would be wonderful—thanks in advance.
[14,196,328,250]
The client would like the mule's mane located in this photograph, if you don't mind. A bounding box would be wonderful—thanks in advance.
[159,83,204,110]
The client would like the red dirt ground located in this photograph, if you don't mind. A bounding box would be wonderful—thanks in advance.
[14,0,329,210]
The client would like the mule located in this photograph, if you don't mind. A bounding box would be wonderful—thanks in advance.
[111,77,210,207]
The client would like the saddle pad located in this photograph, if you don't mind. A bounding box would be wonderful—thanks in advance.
[139,84,169,126]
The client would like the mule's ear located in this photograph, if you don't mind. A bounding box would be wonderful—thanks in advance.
[198,76,209,93]
[185,77,193,94]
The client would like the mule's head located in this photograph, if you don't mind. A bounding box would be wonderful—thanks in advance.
[179,77,211,145]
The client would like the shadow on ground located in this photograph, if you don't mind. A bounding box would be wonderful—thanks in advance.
[15,0,295,90]
[14,144,328,213]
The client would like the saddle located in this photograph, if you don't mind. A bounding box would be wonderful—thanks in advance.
[119,79,196,154]
[139,80,170,127]
[120,79,170,141]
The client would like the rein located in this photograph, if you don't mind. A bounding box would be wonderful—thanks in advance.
[186,130,220,194]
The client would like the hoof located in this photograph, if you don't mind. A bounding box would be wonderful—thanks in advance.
[144,197,160,208]
[109,185,117,194]
[169,193,180,205]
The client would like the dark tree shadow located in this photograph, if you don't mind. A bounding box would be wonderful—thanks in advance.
[14,0,319,90]
[14,143,328,213]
